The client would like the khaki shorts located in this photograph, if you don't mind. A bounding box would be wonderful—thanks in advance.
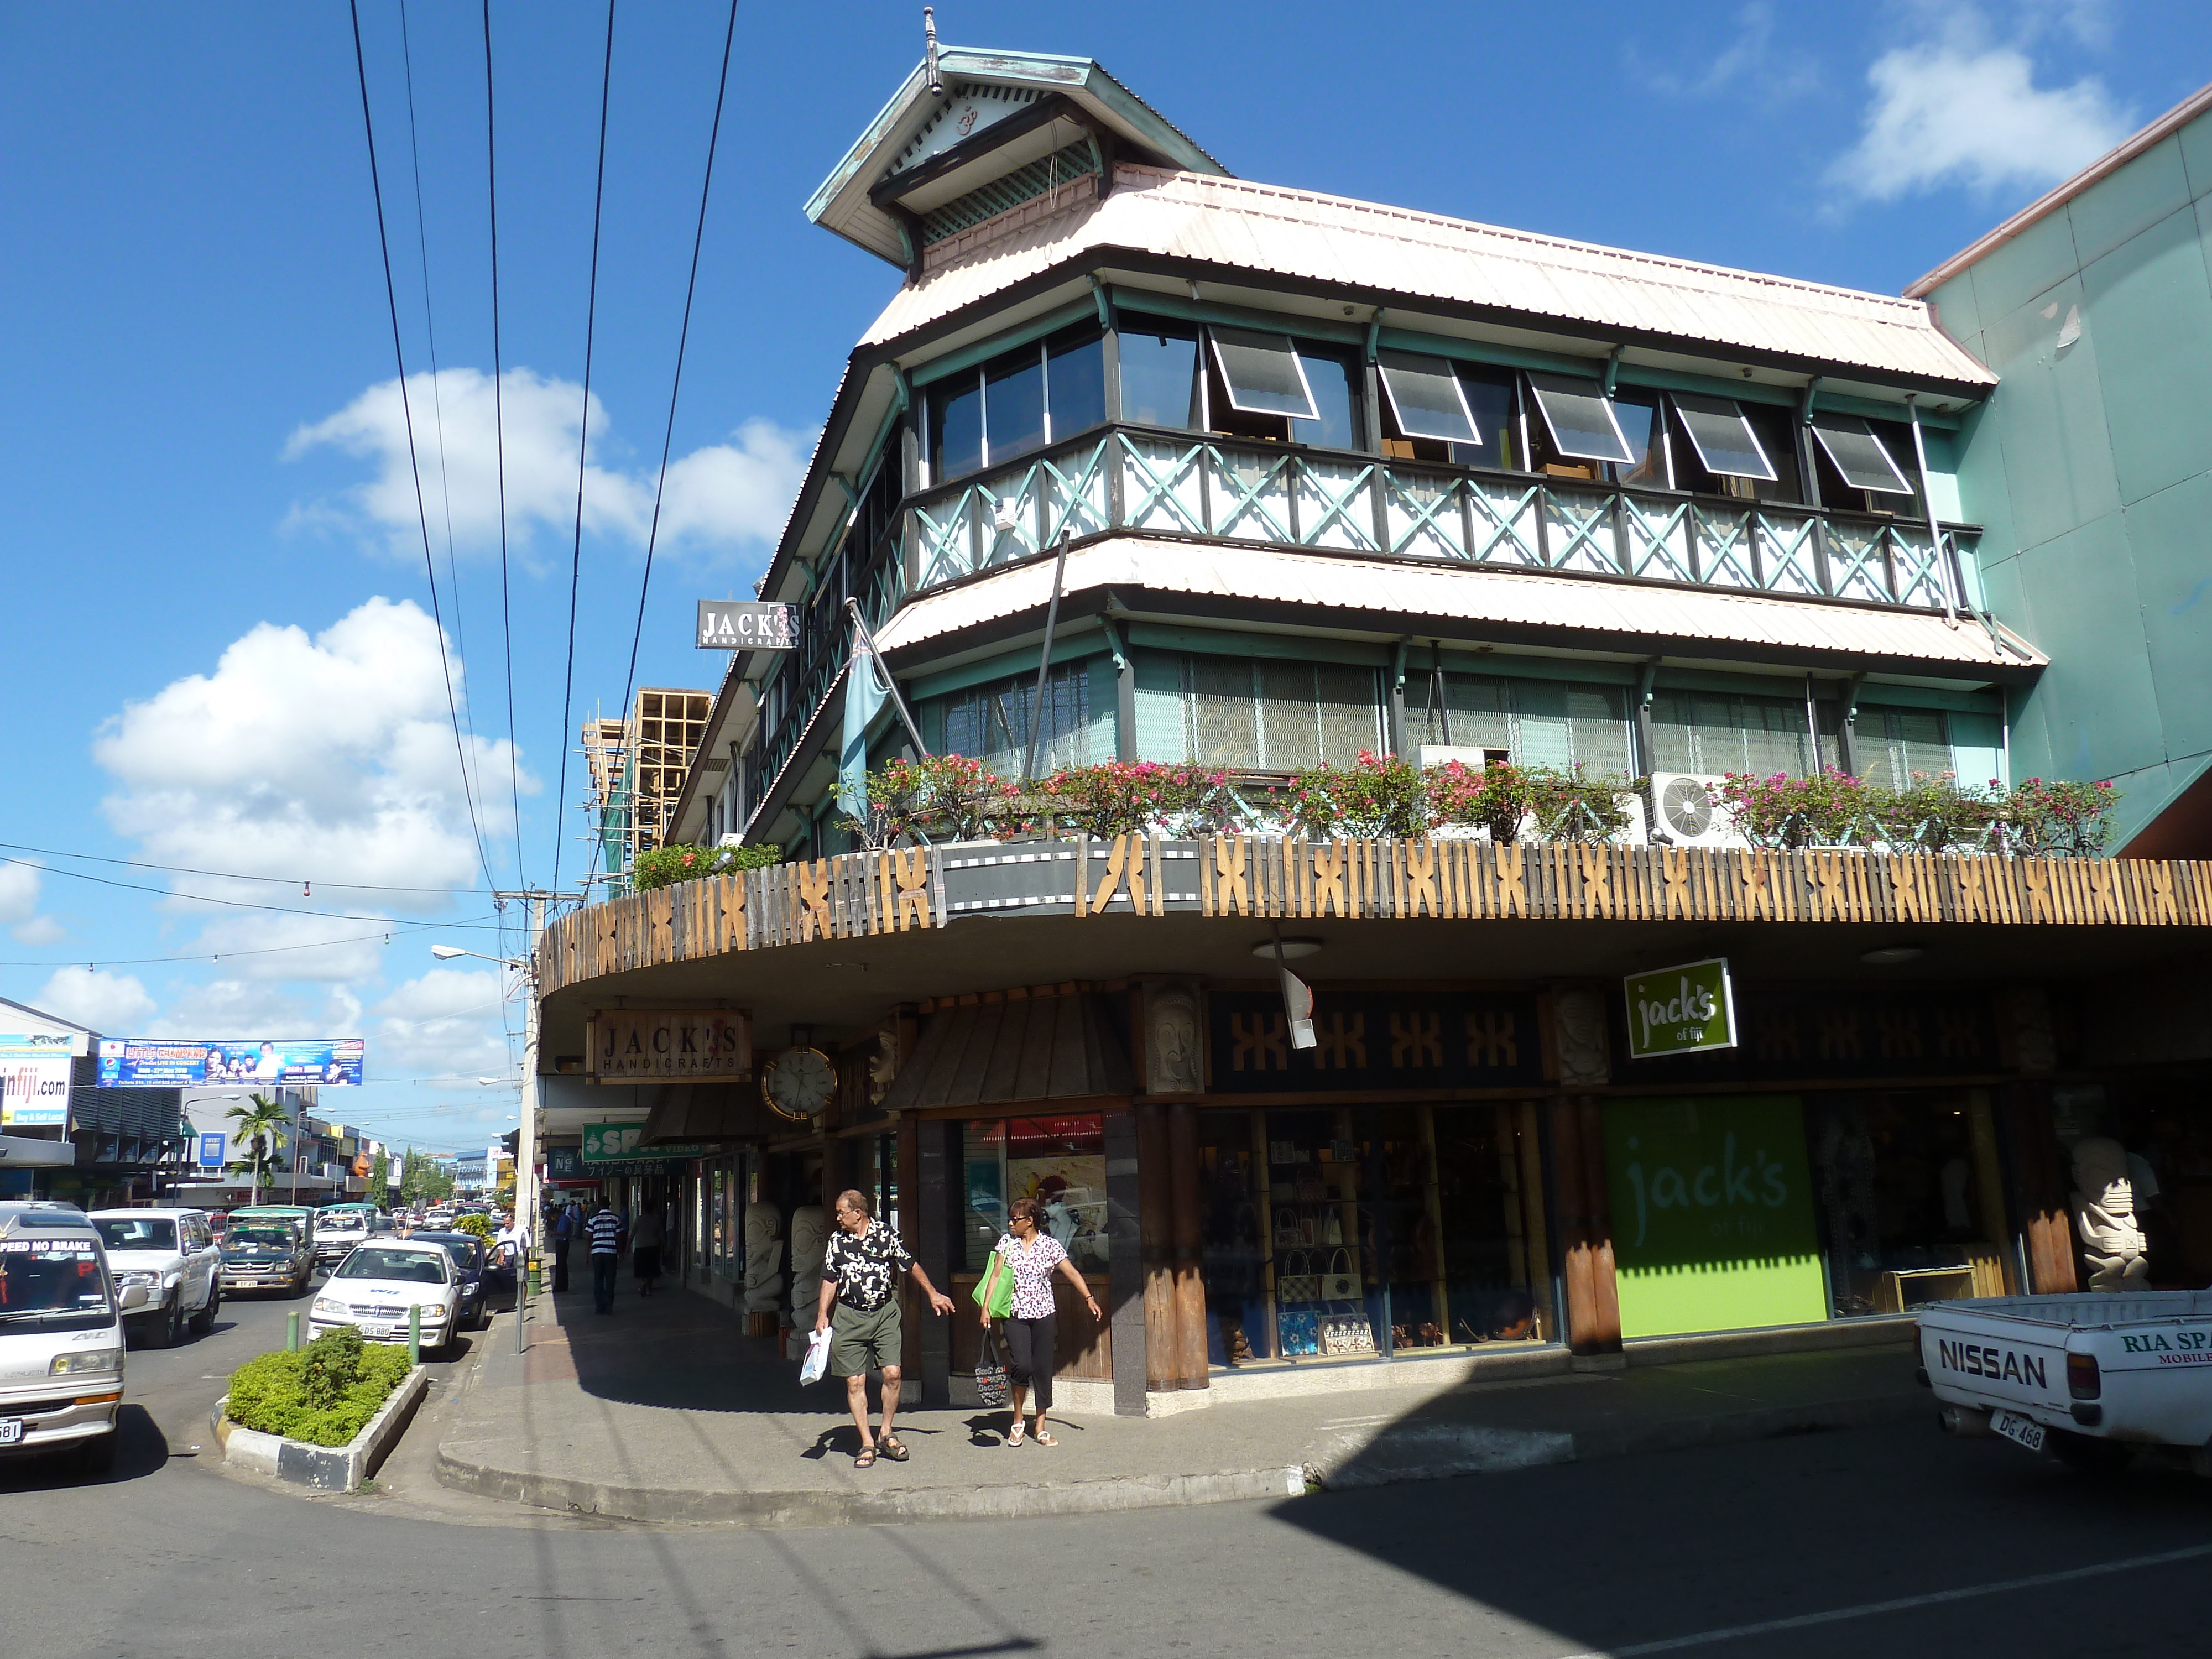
[830,1298,902,1377]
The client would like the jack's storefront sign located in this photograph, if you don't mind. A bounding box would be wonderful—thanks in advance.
[1624,959,1737,1060]
[586,1010,752,1083]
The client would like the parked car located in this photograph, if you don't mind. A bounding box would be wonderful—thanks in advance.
[309,1239,461,1355]
[0,1203,141,1475]
[217,1212,315,1296]
[311,1204,388,1268]
[87,1208,222,1348]
[408,1231,490,1331]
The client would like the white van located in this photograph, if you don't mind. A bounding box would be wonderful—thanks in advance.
[0,1203,143,1475]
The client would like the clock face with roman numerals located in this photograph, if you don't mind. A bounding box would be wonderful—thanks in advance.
[761,1047,836,1121]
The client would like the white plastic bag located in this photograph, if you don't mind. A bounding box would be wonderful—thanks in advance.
[798,1326,832,1386]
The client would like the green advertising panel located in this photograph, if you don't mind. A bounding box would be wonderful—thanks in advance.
[1604,1095,1826,1338]
[1624,958,1736,1059]
[581,1122,709,1165]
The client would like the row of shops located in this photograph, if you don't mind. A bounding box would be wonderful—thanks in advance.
[531,841,2212,1415]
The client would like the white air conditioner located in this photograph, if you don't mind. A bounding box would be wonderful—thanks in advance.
[1417,745,1488,770]
[1609,791,1649,847]
[1646,773,1747,848]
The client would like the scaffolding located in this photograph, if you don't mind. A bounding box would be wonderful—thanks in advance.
[580,688,714,889]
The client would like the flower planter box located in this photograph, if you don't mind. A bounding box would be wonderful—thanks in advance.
[210,1364,427,1492]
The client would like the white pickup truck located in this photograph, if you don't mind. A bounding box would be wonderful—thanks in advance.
[1918,1290,2212,1475]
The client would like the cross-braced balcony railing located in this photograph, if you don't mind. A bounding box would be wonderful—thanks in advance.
[902,424,1979,614]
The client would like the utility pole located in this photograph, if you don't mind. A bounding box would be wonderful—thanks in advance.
[489,888,582,1353]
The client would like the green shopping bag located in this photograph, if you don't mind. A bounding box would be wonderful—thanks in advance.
[971,1249,1015,1319]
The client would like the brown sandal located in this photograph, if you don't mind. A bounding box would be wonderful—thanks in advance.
[878,1436,910,1462]
[853,1446,877,1468]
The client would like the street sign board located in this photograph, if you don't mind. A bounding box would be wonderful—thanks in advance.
[1,1037,74,1128]
[580,1122,710,1165]
[1624,958,1738,1060]
[586,1009,751,1083]
[197,1131,226,1169]
[697,600,798,650]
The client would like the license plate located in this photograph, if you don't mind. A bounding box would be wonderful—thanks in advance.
[361,1324,394,1339]
[1992,1408,2047,1453]
[0,1419,22,1445]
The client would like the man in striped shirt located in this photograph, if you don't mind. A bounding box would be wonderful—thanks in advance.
[587,1199,624,1314]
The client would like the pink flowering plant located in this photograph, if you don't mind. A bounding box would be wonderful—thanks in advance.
[1035,760,1245,838]
[856,754,1020,845]
[1713,768,1878,848]
[1287,751,1431,838]
[1866,771,2001,853]
[630,841,782,892]
[1999,777,2119,857]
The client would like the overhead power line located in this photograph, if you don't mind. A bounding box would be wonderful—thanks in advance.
[397,0,486,825]
[0,842,481,895]
[613,0,740,782]
[554,0,617,895]
[482,0,527,885]
[0,854,495,925]
[347,0,499,893]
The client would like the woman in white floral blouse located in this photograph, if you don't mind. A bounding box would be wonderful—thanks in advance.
[979,1196,1100,1446]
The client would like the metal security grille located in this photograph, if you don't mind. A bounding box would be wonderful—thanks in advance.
[919,143,1099,245]
[1136,652,1383,770]
[1418,674,1634,778]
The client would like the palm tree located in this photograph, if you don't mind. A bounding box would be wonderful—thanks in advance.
[224,1093,291,1193]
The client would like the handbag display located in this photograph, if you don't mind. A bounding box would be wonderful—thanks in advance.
[1277,1308,1320,1357]
[1319,1211,1344,1248]
[1321,1313,1376,1356]
[1273,1215,1302,1249]
[1319,1248,1360,1302]
[974,1330,1010,1407]
[1275,1249,1319,1304]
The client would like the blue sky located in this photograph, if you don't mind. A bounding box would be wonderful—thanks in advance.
[2,0,2205,1154]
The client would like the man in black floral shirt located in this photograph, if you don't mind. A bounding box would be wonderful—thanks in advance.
[815,1188,954,1467]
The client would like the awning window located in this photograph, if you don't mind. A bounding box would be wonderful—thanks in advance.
[1208,327,1319,420]
[1810,413,1913,495]
[1526,372,1634,464]
[1378,351,1479,444]
[1670,392,1777,481]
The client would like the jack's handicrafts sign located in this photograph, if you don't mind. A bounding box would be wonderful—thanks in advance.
[1625,959,1738,1060]
[586,1010,752,1083]
[697,600,797,650]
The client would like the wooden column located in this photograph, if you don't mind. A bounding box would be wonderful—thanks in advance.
[1104,1108,1147,1415]
[1168,1103,1208,1389]
[898,1115,924,1392]
[912,1120,959,1408]
[1964,1091,2020,1295]
[1549,1097,1622,1356]
[2002,1085,2079,1294]
[1517,1100,1557,1344]
[1136,1106,1180,1394]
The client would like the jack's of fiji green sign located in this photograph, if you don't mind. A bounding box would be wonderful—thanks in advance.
[1624,958,1736,1059]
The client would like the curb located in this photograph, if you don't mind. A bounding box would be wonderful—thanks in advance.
[434,1387,1927,1526]
[212,1366,429,1493]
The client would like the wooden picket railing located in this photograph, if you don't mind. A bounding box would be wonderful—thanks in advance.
[539,837,2212,996]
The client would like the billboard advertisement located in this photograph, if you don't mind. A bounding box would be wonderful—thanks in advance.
[0,1037,75,1128]
[96,1037,365,1088]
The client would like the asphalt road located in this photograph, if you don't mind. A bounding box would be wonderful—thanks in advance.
[3,1289,2208,1659]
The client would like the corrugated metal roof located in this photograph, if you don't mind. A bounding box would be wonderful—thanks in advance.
[866,164,1995,388]
[872,536,2043,671]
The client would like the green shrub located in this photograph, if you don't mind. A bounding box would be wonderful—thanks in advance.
[454,1213,495,1243]
[631,842,781,893]
[226,1327,413,1447]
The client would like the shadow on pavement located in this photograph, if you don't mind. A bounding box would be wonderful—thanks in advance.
[0,1405,164,1491]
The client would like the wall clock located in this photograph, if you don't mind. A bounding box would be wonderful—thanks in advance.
[761,1046,836,1121]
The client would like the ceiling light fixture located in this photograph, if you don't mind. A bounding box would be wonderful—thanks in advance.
[1860,945,1924,966]
[1253,937,1322,960]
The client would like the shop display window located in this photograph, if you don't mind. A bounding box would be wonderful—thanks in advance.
[961,1116,1108,1274]
[1809,1093,2007,1316]
[1199,1103,1552,1369]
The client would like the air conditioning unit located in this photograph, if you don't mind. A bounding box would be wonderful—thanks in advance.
[1646,773,1747,848]
[1610,791,1650,847]
[1417,745,1488,770]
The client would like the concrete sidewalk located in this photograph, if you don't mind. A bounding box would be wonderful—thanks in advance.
[436,1281,1927,1527]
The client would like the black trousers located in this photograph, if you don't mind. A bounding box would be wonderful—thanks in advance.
[551,1238,571,1291]
[591,1251,618,1311]
[1003,1313,1057,1413]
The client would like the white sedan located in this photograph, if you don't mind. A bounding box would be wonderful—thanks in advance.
[309,1240,461,1356]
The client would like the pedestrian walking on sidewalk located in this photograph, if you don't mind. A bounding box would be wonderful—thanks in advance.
[816,1188,954,1468]
[551,1203,575,1293]
[631,1205,665,1297]
[982,1196,1100,1447]
[587,1199,623,1314]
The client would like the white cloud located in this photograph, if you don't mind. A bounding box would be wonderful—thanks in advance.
[92,597,528,911]
[33,967,155,1035]
[1633,3,1818,106]
[369,968,514,1079]
[0,863,64,946]
[1828,6,2133,201]
[152,979,362,1040]
[286,368,810,559]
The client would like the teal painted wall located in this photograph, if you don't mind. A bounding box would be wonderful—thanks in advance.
[1933,114,2212,845]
